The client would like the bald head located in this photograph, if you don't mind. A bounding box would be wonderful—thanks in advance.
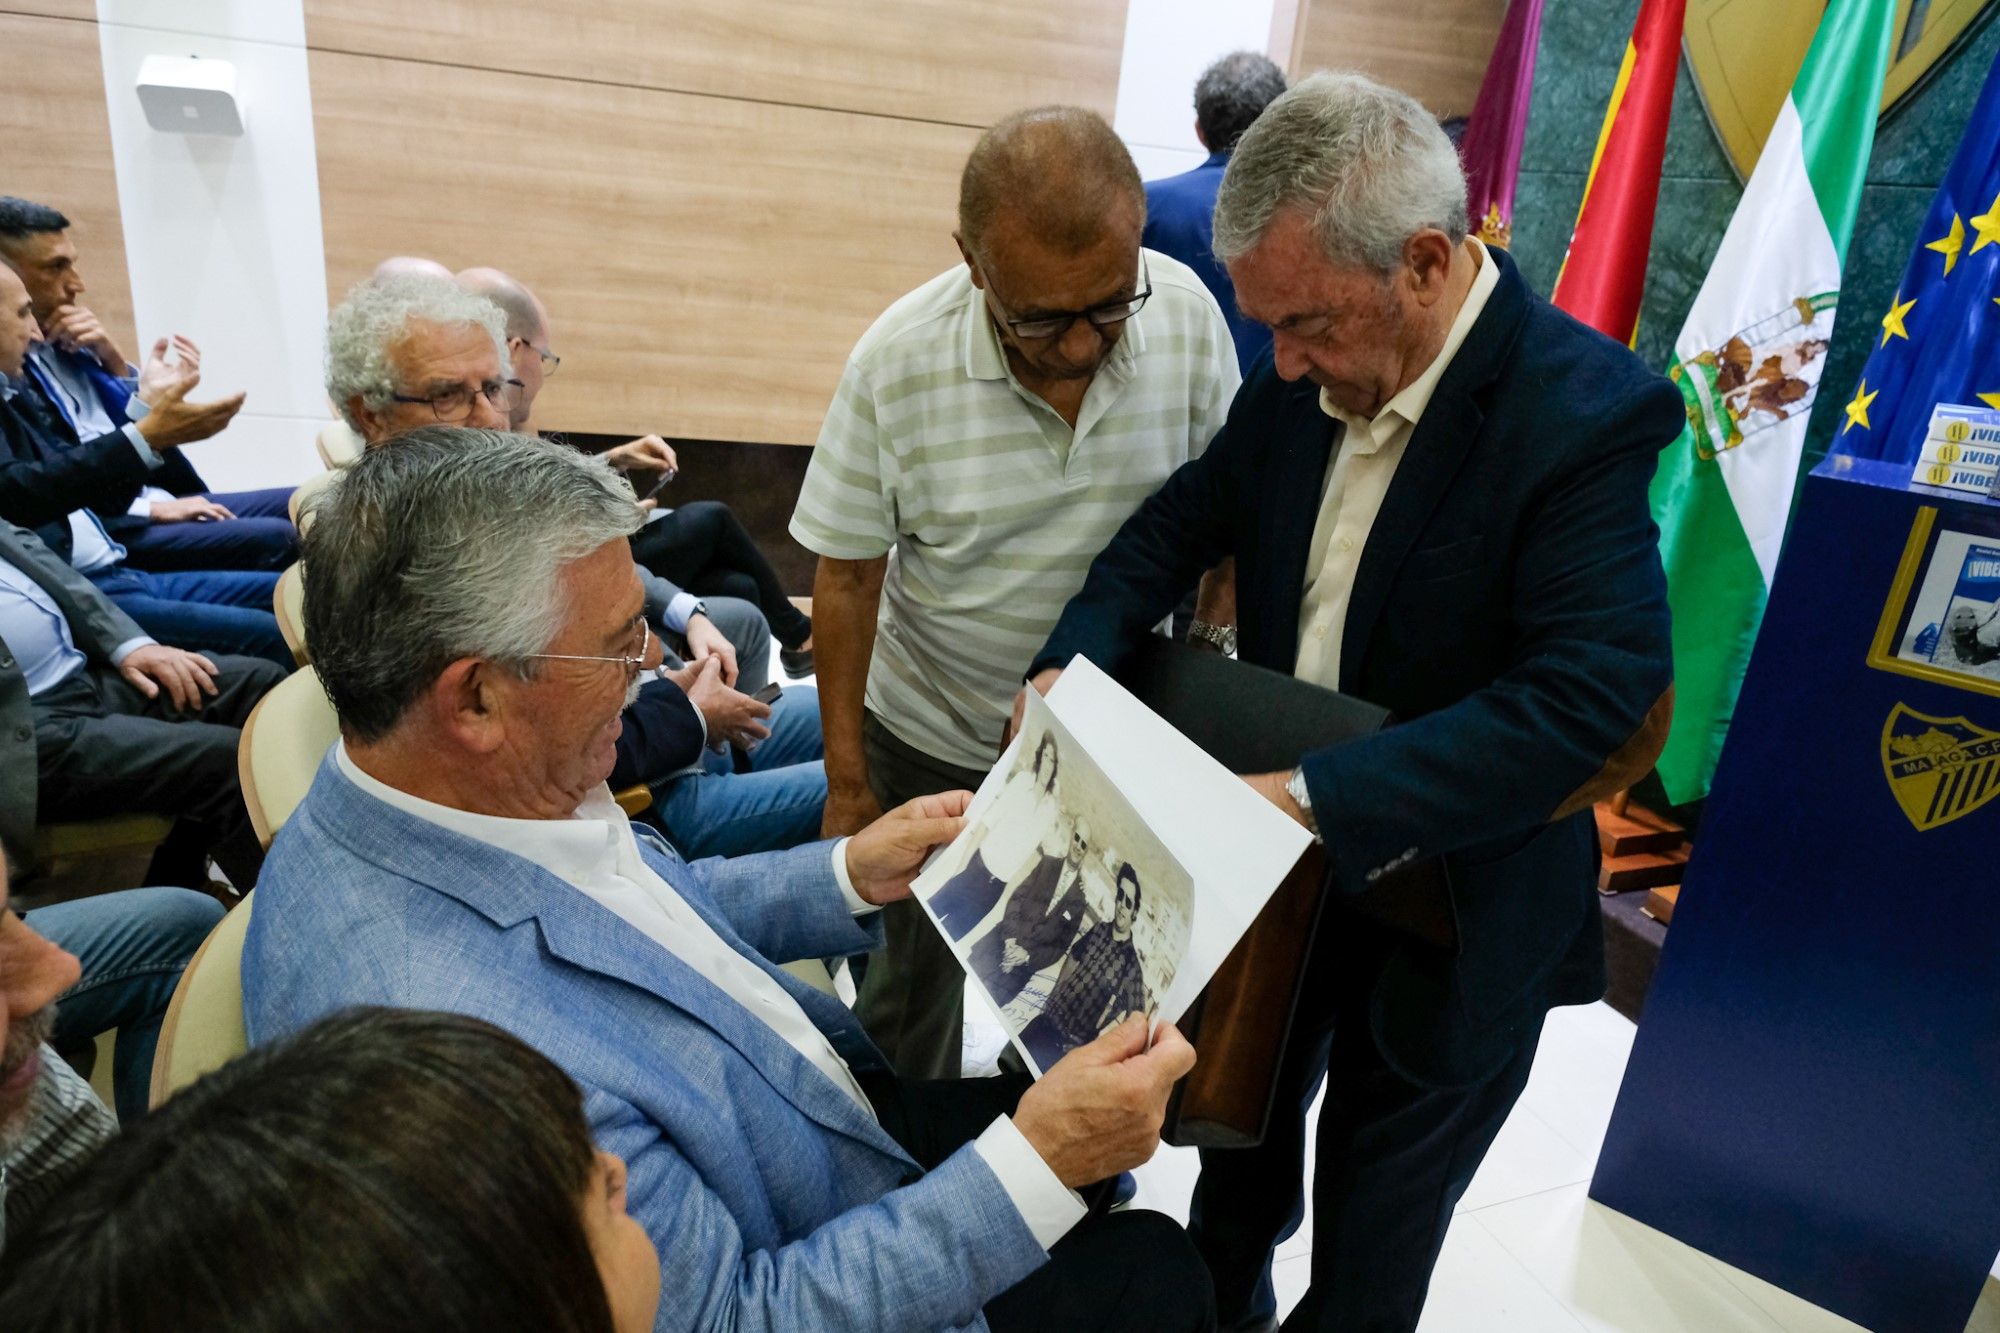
[957,107,1144,260]
[455,266,546,343]
[372,255,454,283]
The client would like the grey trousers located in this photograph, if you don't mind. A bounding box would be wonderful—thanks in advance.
[853,709,989,1079]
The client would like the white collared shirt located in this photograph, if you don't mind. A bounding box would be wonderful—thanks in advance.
[334,745,1085,1248]
[1295,240,1499,687]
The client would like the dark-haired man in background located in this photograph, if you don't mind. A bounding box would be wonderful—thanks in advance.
[1142,52,1288,372]
[0,197,295,574]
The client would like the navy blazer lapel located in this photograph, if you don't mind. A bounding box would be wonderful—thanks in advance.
[1257,382,1338,673]
[1339,251,1530,690]
[300,759,902,1159]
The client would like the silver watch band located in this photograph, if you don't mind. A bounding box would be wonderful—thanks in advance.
[1188,619,1238,654]
[1286,766,1322,842]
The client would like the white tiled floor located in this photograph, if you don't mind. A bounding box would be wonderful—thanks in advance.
[965,998,2000,1332]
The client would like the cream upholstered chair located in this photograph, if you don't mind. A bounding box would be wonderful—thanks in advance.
[315,419,365,470]
[148,891,253,1107]
[273,563,309,665]
[289,469,336,532]
[238,667,340,848]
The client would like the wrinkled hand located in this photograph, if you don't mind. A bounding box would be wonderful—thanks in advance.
[680,654,770,748]
[843,790,972,906]
[134,364,246,451]
[118,644,219,713]
[1012,1015,1196,1188]
[606,434,680,478]
[151,495,235,524]
[682,612,739,688]
[1003,666,1064,750]
[821,782,884,839]
[44,303,130,375]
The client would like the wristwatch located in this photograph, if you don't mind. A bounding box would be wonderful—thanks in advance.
[1285,767,1322,842]
[1188,619,1238,655]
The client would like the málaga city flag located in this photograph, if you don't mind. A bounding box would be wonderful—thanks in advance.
[1549,0,1686,344]
[1829,42,2000,464]
[1649,0,1896,803]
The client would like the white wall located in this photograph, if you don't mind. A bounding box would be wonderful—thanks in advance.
[1112,0,1284,183]
[94,0,328,493]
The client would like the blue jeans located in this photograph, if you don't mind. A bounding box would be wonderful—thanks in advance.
[118,487,298,573]
[653,686,828,859]
[88,563,290,668]
[30,887,225,1122]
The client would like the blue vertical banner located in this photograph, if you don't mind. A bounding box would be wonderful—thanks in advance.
[1832,45,2000,462]
[1593,458,2000,1332]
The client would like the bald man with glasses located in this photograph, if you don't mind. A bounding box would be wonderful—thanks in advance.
[791,106,1240,1079]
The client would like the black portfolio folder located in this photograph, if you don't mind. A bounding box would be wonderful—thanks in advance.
[1109,636,1456,1147]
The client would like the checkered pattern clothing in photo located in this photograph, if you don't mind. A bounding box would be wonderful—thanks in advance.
[790,250,1239,771]
[1042,921,1147,1043]
[1,1045,117,1255]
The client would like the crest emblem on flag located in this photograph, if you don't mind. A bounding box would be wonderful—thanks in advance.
[1672,292,1838,458]
[1880,703,2000,830]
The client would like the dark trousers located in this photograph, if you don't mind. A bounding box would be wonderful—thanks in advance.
[858,1069,1216,1333]
[852,709,989,1078]
[32,656,286,888]
[1188,921,1544,1332]
[629,501,812,648]
[117,487,299,573]
[88,563,290,668]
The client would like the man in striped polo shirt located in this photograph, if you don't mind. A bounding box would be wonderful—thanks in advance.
[791,106,1239,1077]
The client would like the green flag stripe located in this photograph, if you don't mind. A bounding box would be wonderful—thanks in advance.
[1649,422,1771,803]
[1793,0,1896,264]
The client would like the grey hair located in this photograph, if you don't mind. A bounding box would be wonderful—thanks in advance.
[324,276,508,431]
[1212,71,1468,273]
[1194,52,1287,154]
[300,428,642,741]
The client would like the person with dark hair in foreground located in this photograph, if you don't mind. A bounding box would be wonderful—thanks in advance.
[249,429,1210,1332]
[1143,52,1289,371]
[0,1007,661,1333]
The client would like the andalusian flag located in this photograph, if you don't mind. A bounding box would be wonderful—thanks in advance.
[1650,0,1896,803]
[1549,0,1686,344]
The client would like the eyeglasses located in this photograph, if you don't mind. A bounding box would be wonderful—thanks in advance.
[524,619,657,681]
[390,378,525,423]
[990,256,1153,341]
[512,336,561,377]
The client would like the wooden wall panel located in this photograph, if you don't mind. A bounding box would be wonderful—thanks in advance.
[303,0,1128,129]
[0,12,136,355]
[311,47,974,445]
[0,2,98,20]
[1295,0,1506,118]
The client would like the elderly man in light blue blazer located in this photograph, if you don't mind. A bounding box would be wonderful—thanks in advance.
[242,429,1209,1333]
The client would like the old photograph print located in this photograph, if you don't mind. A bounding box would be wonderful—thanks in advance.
[918,690,1193,1075]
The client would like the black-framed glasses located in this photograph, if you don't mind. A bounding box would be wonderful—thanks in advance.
[524,619,657,682]
[390,378,524,423]
[512,336,561,377]
[992,256,1152,340]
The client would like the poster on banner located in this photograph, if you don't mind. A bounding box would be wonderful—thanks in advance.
[911,658,1311,1076]
[1897,530,2000,683]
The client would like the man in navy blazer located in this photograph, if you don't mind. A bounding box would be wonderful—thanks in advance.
[0,196,295,572]
[243,429,1209,1333]
[1143,52,1286,373]
[1026,74,1678,1331]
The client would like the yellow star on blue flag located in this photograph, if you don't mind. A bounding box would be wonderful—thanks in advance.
[1832,45,2000,464]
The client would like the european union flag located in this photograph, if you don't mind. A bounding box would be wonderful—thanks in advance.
[1832,44,2000,462]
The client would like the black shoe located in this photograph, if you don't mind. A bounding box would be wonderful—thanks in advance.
[780,646,815,676]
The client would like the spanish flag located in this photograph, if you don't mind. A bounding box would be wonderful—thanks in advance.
[1549,0,1686,345]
